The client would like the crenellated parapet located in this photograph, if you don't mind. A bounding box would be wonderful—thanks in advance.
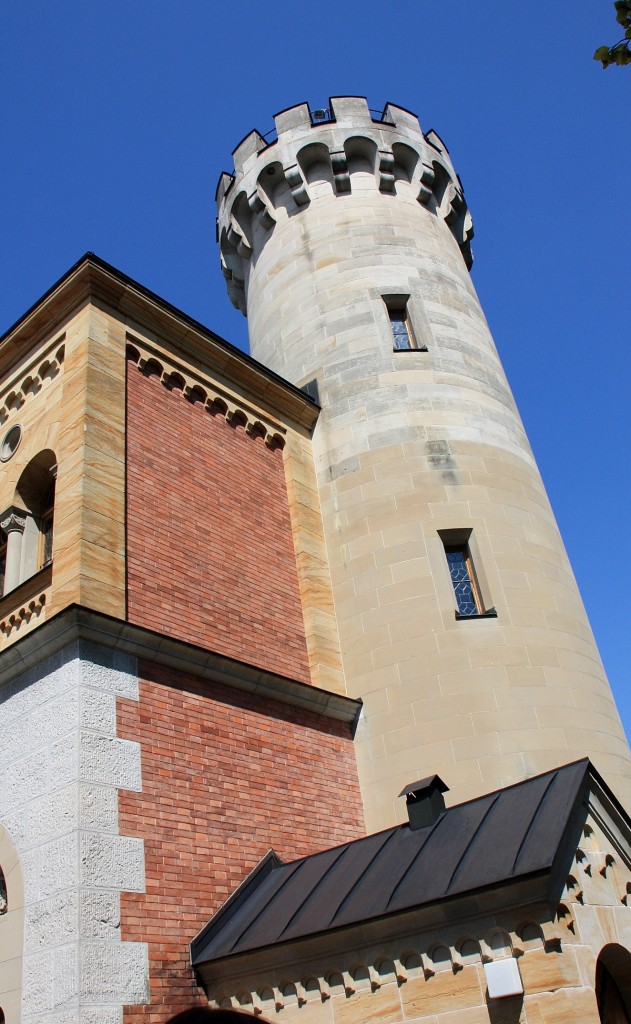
[216,96,474,314]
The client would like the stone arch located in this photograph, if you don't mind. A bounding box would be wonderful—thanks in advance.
[457,936,481,962]
[327,971,345,996]
[343,135,378,178]
[4,449,57,590]
[14,449,56,518]
[350,962,371,988]
[141,357,164,378]
[427,942,452,971]
[401,950,423,974]
[0,823,25,1024]
[392,142,419,183]
[516,920,544,948]
[596,943,631,1022]
[231,191,254,249]
[485,927,513,958]
[297,143,334,194]
[257,161,292,214]
[376,958,397,982]
[163,371,186,393]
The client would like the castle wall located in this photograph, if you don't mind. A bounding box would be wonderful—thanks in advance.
[126,362,311,683]
[116,659,364,1022]
[0,641,148,1023]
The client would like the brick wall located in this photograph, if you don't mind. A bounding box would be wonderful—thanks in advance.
[118,661,364,1022]
[126,363,310,682]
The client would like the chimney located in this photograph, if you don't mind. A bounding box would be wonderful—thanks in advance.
[399,775,449,830]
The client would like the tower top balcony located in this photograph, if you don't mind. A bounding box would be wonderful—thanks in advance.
[216,96,474,315]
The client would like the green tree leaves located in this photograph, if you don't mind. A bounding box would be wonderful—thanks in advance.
[594,0,631,66]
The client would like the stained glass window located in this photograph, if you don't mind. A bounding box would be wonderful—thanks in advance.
[445,546,480,616]
[389,308,414,350]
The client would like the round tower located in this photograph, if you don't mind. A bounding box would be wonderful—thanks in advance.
[217,96,631,829]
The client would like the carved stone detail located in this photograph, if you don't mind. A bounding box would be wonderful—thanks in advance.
[217,100,477,306]
[0,506,27,534]
[284,164,309,207]
[206,920,551,1012]
[330,151,350,194]
[126,339,286,451]
[378,149,395,192]
[0,337,65,425]
[0,593,46,635]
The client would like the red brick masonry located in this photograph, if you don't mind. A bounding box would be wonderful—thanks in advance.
[126,363,310,682]
[118,662,364,1021]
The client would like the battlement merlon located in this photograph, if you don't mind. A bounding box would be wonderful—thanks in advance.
[216,97,474,313]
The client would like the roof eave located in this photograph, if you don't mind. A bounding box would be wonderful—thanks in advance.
[193,868,552,984]
[0,253,320,431]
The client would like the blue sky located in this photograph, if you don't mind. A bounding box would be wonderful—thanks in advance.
[1,2,629,740]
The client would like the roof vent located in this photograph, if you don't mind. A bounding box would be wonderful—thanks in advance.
[399,775,449,830]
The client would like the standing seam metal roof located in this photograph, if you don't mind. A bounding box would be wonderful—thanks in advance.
[192,760,593,966]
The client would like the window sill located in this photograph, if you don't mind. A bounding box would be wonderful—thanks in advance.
[455,608,498,621]
[392,347,428,353]
[0,563,53,617]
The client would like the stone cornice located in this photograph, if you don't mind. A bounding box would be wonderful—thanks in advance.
[0,254,319,433]
[0,604,361,727]
[0,334,65,427]
[126,337,287,449]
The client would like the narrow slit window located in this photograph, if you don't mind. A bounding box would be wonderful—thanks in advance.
[388,304,416,350]
[445,544,483,617]
[383,296,419,351]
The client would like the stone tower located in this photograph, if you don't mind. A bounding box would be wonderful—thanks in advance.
[217,95,631,829]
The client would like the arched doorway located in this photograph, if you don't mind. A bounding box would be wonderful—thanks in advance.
[0,824,24,1024]
[596,944,631,1023]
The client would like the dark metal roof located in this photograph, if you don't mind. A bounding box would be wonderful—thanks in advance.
[192,760,593,967]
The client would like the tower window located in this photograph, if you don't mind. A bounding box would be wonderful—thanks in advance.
[387,302,417,350]
[445,545,482,617]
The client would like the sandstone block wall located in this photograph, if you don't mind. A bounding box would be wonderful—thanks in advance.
[126,361,310,683]
[116,660,364,1022]
[217,97,631,825]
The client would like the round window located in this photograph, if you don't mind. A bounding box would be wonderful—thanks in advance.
[0,425,23,462]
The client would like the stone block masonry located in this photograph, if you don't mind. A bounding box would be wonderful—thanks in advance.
[117,660,365,1022]
[0,641,148,1023]
[126,362,311,684]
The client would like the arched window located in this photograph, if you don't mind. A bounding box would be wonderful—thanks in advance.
[0,825,25,1024]
[596,944,631,1023]
[0,449,56,596]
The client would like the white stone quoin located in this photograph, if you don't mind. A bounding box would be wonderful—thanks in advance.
[0,642,148,1022]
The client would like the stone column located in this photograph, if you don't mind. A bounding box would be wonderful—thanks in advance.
[0,506,27,594]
